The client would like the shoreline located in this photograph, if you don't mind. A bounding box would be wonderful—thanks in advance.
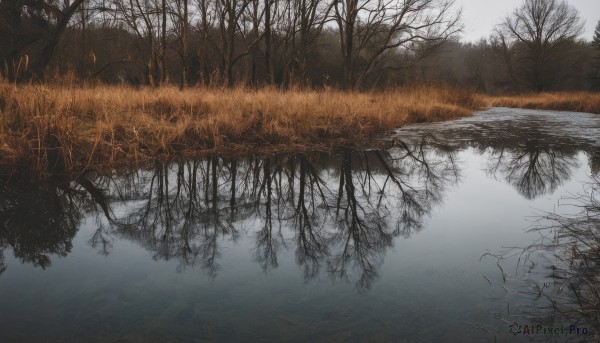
[487,92,600,114]
[1,84,597,181]
[0,85,482,181]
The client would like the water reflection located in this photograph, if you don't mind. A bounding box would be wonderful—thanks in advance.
[488,176,600,341]
[484,142,578,200]
[397,111,595,199]
[590,150,600,176]
[1,109,599,294]
[96,142,459,290]
[0,139,462,289]
[0,180,103,270]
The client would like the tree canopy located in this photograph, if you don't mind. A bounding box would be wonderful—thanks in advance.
[496,0,584,91]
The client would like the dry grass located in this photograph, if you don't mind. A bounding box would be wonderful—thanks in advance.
[488,92,600,114]
[0,84,483,180]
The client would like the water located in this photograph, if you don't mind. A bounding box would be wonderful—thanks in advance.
[1,108,599,342]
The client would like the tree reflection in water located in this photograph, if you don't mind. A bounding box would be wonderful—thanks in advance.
[2,109,597,294]
[401,119,586,200]
[0,139,461,290]
[1,120,592,291]
[483,141,579,200]
[0,178,109,271]
[490,177,600,340]
[390,112,600,337]
[98,140,460,290]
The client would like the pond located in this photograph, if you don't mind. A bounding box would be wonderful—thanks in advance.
[1,107,599,342]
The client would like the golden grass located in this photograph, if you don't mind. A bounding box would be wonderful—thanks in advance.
[0,84,483,180]
[487,92,600,114]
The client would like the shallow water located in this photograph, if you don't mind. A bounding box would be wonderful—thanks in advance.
[1,108,599,342]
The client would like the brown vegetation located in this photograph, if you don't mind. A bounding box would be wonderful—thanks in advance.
[488,92,600,114]
[0,85,483,180]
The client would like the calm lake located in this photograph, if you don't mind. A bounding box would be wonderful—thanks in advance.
[1,107,599,342]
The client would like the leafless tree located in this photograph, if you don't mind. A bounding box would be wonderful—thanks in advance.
[278,0,331,87]
[333,0,461,89]
[496,0,584,91]
[112,0,162,85]
[590,20,600,89]
[2,0,596,90]
[0,0,87,80]
[211,0,261,87]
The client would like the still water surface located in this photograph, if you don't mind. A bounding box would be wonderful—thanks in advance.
[1,108,599,342]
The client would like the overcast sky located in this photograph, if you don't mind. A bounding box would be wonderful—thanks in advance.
[459,0,599,42]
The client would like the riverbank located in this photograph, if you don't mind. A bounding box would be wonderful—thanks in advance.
[488,92,600,114]
[0,85,483,180]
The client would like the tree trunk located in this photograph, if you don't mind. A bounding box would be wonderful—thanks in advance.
[264,0,274,85]
[33,0,87,80]
[181,0,189,88]
[343,18,354,90]
[198,0,209,85]
[160,0,167,84]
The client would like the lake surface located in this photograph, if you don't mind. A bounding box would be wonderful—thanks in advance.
[1,107,599,342]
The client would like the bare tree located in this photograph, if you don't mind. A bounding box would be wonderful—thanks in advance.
[112,0,161,85]
[263,0,275,84]
[493,28,522,93]
[212,0,259,87]
[195,0,214,85]
[278,0,331,87]
[333,0,461,89]
[159,0,167,84]
[590,20,600,89]
[170,0,190,87]
[2,0,596,90]
[496,0,584,91]
[181,0,190,88]
[0,0,87,80]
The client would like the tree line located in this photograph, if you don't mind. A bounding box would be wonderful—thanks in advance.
[0,0,599,92]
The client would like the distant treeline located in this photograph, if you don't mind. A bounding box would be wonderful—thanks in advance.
[1,0,599,92]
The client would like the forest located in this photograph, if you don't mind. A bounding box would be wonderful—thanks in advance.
[1,0,599,92]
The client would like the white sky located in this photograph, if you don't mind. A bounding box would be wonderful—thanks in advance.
[459,0,599,42]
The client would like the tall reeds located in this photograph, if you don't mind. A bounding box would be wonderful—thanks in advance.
[0,84,483,180]
[488,92,600,114]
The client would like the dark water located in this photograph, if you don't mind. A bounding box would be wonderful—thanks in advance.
[1,108,599,342]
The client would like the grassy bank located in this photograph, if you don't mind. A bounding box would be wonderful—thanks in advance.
[488,92,600,114]
[0,85,483,180]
